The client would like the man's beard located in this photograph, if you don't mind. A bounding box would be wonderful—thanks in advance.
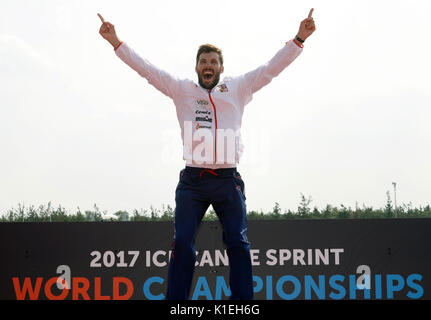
[198,73,221,90]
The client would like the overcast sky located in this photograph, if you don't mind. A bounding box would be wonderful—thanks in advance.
[1,0,430,216]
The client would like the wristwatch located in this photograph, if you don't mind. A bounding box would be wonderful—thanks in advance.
[295,35,305,43]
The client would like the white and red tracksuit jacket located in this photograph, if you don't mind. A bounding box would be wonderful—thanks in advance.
[115,40,303,169]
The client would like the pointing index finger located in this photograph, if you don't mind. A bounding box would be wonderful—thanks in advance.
[308,8,314,19]
[97,13,105,23]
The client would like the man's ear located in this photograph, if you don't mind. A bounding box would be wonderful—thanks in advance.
[195,65,199,74]
[220,66,224,74]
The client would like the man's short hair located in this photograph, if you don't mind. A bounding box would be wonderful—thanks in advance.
[196,44,223,66]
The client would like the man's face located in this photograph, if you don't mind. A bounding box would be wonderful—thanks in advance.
[195,52,224,90]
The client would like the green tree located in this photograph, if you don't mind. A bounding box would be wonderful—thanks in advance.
[298,194,312,218]
[272,202,282,219]
[384,191,394,218]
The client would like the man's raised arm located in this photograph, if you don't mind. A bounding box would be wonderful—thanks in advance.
[238,9,316,105]
[98,13,181,99]
[98,13,122,49]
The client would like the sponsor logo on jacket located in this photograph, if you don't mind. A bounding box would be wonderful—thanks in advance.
[195,110,211,115]
[195,116,212,123]
[196,123,212,130]
[196,100,209,105]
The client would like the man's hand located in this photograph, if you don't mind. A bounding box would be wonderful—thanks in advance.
[98,13,121,49]
[297,8,316,42]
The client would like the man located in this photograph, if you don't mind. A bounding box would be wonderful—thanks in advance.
[98,9,316,300]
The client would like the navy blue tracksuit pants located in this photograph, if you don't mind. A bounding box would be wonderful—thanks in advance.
[166,166,253,300]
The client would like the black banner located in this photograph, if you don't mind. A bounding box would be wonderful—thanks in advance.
[1,219,430,300]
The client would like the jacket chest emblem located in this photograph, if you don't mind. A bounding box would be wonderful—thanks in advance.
[217,84,229,92]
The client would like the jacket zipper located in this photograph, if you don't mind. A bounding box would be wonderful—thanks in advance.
[208,90,218,163]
